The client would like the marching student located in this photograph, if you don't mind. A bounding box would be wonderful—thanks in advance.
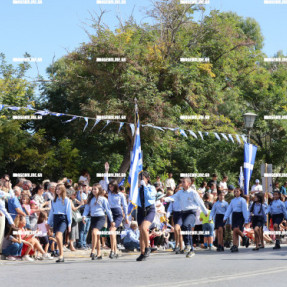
[47,183,72,263]
[82,183,115,260]
[164,177,208,258]
[249,192,267,251]
[107,180,129,259]
[166,196,183,253]
[223,187,250,252]
[267,190,287,249]
[136,171,157,262]
[209,191,228,251]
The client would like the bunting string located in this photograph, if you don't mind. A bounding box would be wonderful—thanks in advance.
[0,104,247,144]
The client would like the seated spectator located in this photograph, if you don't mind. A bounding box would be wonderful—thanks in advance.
[8,187,26,220]
[14,215,53,261]
[122,221,140,251]
[1,226,25,261]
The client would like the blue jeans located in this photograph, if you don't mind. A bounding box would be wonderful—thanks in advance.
[2,243,23,257]
[123,241,140,251]
[78,217,91,248]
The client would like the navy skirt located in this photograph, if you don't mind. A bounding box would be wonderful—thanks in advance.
[215,214,225,229]
[137,205,156,226]
[232,212,244,231]
[53,214,68,233]
[91,216,106,230]
[173,211,182,226]
[252,215,265,228]
[108,207,123,228]
[272,213,284,225]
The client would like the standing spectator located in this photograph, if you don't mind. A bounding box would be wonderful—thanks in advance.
[251,179,263,194]
[273,182,280,194]
[8,187,26,220]
[208,174,218,187]
[69,190,83,251]
[198,181,207,194]
[77,181,90,249]
[191,177,196,190]
[155,176,164,189]
[280,182,287,197]
[33,185,50,209]
[79,170,91,184]
[219,175,228,194]
[165,172,176,191]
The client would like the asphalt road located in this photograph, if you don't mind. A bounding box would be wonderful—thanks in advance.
[1,246,287,287]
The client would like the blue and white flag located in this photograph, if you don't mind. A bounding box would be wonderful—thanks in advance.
[91,119,101,131]
[241,135,248,143]
[130,123,135,136]
[35,110,50,116]
[63,116,77,123]
[50,112,64,117]
[214,132,221,141]
[198,131,204,140]
[188,130,198,139]
[228,134,235,143]
[0,104,4,111]
[239,166,244,189]
[100,120,110,132]
[220,133,229,141]
[119,177,125,186]
[235,134,242,144]
[8,106,21,111]
[179,129,188,138]
[128,116,143,215]
[83,117,89,132]
[244,143,257,195]
[118,122,124,133]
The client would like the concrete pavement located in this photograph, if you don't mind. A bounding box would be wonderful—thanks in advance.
[1,245,287,287]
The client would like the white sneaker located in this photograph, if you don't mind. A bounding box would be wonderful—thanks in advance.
[6,256,16,261]
[42,253,54,260]
[22,255,34,262]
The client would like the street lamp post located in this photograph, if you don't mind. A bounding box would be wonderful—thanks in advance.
[243,113,257,143]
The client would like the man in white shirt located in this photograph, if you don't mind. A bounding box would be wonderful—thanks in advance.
[251,179,263,194]
[165,173,176,191]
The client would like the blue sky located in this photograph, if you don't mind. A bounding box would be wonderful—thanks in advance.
[1,0,287,85]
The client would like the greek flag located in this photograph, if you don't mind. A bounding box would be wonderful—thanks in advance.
[244,143,257,195]
[128,115,143,215]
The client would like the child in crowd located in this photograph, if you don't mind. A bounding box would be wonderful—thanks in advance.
[37,211,50,253]
[200,202,215,250]
[48,228,59,257]
[21,195,31,230]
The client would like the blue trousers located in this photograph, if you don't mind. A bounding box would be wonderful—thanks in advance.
[2,243,23,256]
[77,217,91,248]
[181,211,196,249]
[123,241,140,251]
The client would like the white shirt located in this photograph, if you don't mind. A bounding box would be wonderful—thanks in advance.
[165,178,176,190]
[219,181,227,190]
[251,184,263,193]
